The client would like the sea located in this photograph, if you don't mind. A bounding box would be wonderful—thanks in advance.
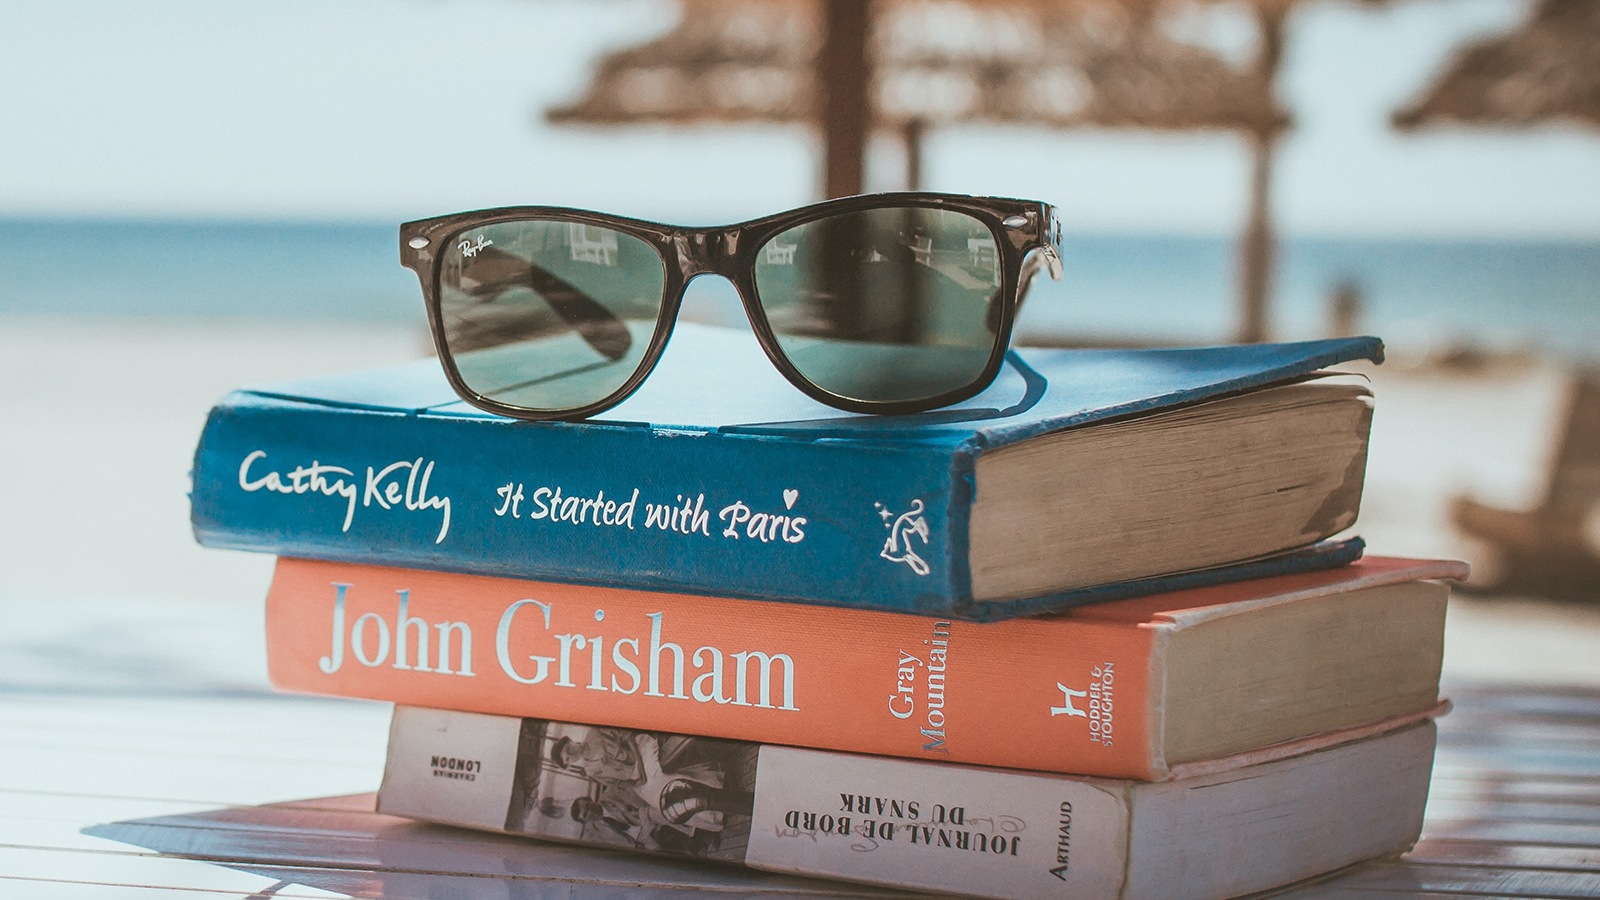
[3,218,1598,361]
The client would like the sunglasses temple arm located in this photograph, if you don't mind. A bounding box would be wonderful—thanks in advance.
[1014,244,1065,310]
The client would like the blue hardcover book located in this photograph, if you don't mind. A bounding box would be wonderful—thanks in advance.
[190,323,1382,620]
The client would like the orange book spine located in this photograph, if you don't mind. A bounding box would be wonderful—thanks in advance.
[266,558,1160,778]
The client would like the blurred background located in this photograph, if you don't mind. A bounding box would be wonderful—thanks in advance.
[2,0,1599,691]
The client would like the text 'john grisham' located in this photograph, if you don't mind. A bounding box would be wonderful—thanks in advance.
[235,452,807,546]
[316,583,800,712]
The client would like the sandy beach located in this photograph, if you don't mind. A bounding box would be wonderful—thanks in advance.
[2,316,1596,690]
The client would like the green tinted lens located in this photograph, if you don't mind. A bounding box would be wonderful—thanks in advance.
[752,207,1003,404]
[437,219,666,412]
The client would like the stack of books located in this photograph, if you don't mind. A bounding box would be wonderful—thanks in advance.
[191,323,1464,900]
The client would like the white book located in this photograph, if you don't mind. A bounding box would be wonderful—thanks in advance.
[378,706,1436,900]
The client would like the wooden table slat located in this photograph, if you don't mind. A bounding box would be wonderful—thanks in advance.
[1440,687,1600,716]
[1409,839,1600,873]
[1423,797,1600,826]
[1321,859,1600,897]
[1429,779,1600,803]
[1419,817,1600,848]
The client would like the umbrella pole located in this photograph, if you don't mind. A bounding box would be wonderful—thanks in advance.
[1239,128,1277,344]
[1237,3,1287,345]
[904,118,926,191]
[819,0,871,199]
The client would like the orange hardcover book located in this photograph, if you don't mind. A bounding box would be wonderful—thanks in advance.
[266,556,1466,779]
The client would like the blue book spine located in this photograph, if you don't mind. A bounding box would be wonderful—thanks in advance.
[192,394,975,615]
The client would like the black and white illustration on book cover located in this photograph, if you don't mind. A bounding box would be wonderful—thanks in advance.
[502,719,759,862]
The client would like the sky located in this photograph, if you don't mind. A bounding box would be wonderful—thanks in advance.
[2,0,1598,237]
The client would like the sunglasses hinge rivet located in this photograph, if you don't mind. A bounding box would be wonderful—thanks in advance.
[1002,215,1029,228]
[407,236,430,249]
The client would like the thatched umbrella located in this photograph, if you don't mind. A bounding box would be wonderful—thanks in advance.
[546,0,813,126]
[545,0,845,192]
[1392,0,1600,594]
[549,1,1282,178]
[549,0,1290,341]
[1393,0,1600,131]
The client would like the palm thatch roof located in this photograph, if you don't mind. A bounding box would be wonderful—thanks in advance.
[1394,0,1600,130]
[547,0,1285,133]
[547,0,813,124]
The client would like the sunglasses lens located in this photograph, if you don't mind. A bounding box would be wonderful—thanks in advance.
[752,206,1004,405]
[436,219,666,413]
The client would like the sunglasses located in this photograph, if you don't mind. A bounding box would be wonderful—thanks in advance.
[400,192,1063,420]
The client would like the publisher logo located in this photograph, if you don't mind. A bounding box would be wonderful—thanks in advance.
[430,754,482,781]
[874,499,930,576]
[1051,664,1114,747]
[1050,683,1087,718]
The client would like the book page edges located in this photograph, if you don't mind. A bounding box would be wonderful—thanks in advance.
[1124,719,1432,900]
[1161,699,1450,782]
[1144,625,1171,781]
[1139,557,1469,629]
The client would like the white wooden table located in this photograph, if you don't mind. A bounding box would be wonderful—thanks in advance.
[2,595,1598,899]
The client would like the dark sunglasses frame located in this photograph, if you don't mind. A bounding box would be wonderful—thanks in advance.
[400,192,1062,421]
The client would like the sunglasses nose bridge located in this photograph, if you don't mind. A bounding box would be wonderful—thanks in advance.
[671,230,731,278]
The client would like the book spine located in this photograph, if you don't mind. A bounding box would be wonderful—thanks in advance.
[269,558,1160,778]
[191,394,971,614]
[379,706,1132,900]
